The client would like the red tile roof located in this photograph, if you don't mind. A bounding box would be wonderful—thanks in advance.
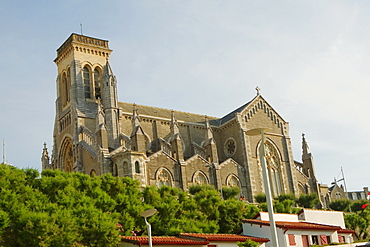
[179,233,269,243]
[242,219,343,231]
[338,229,355,234]
[121,236,209,245]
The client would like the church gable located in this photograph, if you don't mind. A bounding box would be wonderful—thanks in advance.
[239,94,286,132]
[183,154,211,185]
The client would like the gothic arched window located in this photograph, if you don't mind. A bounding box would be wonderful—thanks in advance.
[227,175,240,188]
[94,69,101,99]
[83,66,91,98]
[157,168,172,187]
[264,142,283,197]
[90,169,96,177]
[193,171,208,185]
[60,137,74,172]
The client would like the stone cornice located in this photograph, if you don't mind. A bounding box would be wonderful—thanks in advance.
[57,33,110,56]
[54,33,112,64]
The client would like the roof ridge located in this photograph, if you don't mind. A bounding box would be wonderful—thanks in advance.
[119,101,218,119]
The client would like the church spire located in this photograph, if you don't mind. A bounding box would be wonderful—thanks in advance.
[302,133,309,156]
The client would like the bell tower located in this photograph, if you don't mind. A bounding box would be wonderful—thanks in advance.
[50,33,115,175]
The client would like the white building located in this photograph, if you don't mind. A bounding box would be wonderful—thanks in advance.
[242,210,354,247]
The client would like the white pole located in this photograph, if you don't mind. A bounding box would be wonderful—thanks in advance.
[259,129,279,247]
[341,167,351,212]
[144,217,152,247]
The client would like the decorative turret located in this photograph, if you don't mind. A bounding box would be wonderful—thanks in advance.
[130,105,147,153]
[102,61,120,150]
[203,116,218,163]
[95,101,108,149]
[131,104,141,131]
[41,142,50,170]
[302,133,309,156]
[301,134,320,195]
[169,110,184,160]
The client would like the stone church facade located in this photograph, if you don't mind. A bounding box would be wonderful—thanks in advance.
[42,33,320,202]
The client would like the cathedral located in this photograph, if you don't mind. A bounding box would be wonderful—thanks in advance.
[42,33,320,202]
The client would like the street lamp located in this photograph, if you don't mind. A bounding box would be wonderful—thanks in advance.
[246,128,279,247]
[141,208,157,247]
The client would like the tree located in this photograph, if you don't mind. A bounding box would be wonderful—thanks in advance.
[254,193,266,203]
[296,193,320,208]
[344,212,370,240]
[329,199,351,212]
[221,186,240,200]
[237,239,259,247]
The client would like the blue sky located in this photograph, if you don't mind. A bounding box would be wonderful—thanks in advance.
[1,1,369,191]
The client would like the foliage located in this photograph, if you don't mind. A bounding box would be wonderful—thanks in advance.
[329,199,351,212]
[296,193,320,208]
[276,193,296,202]
[237,239,259,247]
[188,184,215,195]
[254,193,266,203]
[221,186,240,200]
[0,164,271,246]
[351,200,369,212]
[344,209,370,240]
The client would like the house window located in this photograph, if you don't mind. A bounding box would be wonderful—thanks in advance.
[338,235,345,243]
[311,236,319,245]
[83,66,91,98]
[302,235,309,247]
[135,161,140,173]
[288,234,296,246]
[320,235,330,245]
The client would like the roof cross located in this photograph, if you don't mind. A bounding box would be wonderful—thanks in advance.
[255,86,261,95]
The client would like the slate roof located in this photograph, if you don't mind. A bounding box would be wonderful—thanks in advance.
[121,236,209,245]
[179,233,269,243]
[242,219,343,231]
[119,102,218,124]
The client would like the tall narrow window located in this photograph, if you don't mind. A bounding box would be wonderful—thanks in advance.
[62,73,68,106]
[66,69,71,103]
[123,162,129,176]
[264,142,282,197]
[94,69,101,99]
[135,161,140,173]
[83,67,91,98]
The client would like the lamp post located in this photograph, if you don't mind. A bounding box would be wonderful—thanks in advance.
[141,208,157,247]
[246,128,279,247]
